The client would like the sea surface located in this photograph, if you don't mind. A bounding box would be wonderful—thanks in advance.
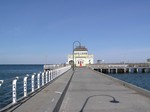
[0,65,43,80]
[108,73,150,91]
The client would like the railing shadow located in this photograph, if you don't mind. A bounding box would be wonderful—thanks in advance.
[79,94,119,112]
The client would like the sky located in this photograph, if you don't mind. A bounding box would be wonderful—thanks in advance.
[0,0,150,64]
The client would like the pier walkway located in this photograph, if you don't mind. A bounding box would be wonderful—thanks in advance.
[9,68,150,112]
[60,68,150,112]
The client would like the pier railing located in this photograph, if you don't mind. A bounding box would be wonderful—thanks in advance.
[0,65,71,110]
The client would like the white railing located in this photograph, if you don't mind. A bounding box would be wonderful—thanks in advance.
[0,65,71,110]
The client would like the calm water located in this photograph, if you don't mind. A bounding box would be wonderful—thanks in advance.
[0,65,43,80]
[108,73,150,91]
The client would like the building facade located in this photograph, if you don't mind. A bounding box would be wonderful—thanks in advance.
[67,46,94,67]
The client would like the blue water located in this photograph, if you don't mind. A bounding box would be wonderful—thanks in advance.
[0,65,43,80]
[108,73,150,91]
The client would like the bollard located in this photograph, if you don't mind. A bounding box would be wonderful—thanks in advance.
[12,77,19,104]
[24,75,29,97]
[37,73,41,89]
[31,74,35,92]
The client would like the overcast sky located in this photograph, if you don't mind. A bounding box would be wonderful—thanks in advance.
[0,0,150,64]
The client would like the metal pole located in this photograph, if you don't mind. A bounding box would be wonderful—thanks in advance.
[12,77,19,104]
[45,71,48,84]
[73,41,81,71]
[37,73,41,89]
[31,74,35,92]
[24,74,29,97]
[42,72,44,86]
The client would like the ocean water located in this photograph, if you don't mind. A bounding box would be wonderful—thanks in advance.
[0,65,44,109]
[108,73,150,91]
[0,65,43,80]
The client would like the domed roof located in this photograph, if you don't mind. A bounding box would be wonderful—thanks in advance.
[74,46,88,51]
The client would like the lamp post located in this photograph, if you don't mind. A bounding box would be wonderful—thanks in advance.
[73,41,81,71]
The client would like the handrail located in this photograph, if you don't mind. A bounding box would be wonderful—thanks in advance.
[0,65,71,110]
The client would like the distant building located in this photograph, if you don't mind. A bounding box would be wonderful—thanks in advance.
[67,46,94,67]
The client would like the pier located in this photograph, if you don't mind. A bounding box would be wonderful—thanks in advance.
[89,63,150,74]
[1,67,150,112]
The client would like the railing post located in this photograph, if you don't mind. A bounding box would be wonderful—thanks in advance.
[56,69,57,78]
[53,70,54,79]
[137,68,139,73]
[116,68,118,74]
[51,70,53,80]
[24,75,29,97]
[61,68,63,74]
[0,80,4,87]
[12,77,19,104]
[55,69,57,78]
[37,73,41,89]
[53,70,55,79]
[129,68,131,73]
[54,69,57,78]
[54,69,56,79]
[45,71,48,84]
[57,69,58,77]
[50,70,52,81]
[57,69,59,77]
[31,74,35,92]
[42,72,44,86]
[48,71,51,82]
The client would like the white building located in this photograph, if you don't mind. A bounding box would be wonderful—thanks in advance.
[67,46,94,67]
